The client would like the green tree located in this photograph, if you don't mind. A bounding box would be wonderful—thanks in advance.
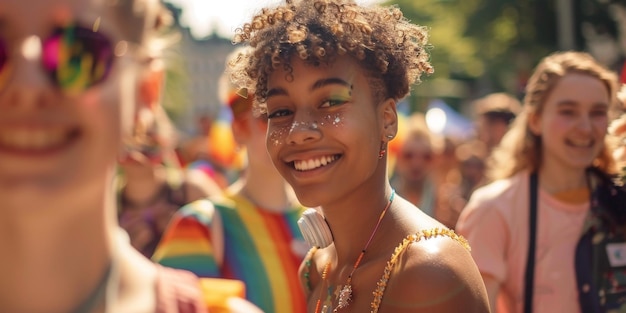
[389,0,624,100]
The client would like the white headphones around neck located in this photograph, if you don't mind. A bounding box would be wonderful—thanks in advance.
[297,208,334,248]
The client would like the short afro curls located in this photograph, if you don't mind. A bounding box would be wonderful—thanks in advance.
[228,0,433,115]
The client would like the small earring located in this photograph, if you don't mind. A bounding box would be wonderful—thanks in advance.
[378,142,387,159]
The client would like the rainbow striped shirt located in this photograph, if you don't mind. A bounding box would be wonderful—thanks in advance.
[153,192,308,313]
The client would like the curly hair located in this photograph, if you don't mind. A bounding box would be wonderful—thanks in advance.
[488,51,620,181]
[228,0,433,115]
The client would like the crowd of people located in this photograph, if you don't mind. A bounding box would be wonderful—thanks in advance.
[2,0,626,312]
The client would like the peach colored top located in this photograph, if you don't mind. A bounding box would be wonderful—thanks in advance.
[456,171,589,313]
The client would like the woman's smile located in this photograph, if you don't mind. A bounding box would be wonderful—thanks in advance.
[292,154,340,171]
[0,124,81,157]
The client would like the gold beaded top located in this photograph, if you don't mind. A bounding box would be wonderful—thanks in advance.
[371,228,470,312]
[302,228,470,312]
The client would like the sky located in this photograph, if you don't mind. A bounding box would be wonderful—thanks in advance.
[165,0,383,39]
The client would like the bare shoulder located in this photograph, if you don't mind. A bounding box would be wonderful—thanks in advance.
[376,230,490,313]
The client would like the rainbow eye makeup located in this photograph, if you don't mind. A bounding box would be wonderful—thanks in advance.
[321,88,352,107]
[0,23,115,94]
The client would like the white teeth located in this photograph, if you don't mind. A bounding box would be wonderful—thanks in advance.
[0,129,68,151]
[294,155,338,171]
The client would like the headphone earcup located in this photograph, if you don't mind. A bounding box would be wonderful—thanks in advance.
[297,208,334,248]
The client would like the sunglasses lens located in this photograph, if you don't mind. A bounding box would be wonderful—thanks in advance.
[42,25,114,93]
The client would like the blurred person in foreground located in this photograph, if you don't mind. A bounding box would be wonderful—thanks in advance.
[457,51,626,313]
[0,0,210,311]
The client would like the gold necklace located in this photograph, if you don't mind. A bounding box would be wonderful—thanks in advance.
[333,189,396,312]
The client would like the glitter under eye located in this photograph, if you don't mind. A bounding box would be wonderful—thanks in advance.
[321,113,343,127]
[268,126,289,146]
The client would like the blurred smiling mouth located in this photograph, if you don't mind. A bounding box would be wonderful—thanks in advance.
[292,154,340,171]
[566,139,593,148]
[0,128,81,154]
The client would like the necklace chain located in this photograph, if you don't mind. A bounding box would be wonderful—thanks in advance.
[314,262,332,313]
[314,189,396,313]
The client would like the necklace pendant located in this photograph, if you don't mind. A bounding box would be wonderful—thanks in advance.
[336,284,352,310]
[322,304,332,313]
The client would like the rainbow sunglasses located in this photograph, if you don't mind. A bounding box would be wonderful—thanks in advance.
[0,23,115,94]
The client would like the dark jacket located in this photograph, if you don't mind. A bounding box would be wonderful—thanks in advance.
[576,167,626,313]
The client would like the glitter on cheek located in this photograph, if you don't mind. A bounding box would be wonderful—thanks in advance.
[333,116,341,126]
[319,116,328,127]
[321,113,344,127]
[268,126,290,146]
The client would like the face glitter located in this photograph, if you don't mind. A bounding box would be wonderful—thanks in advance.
[268,126,289,146]
[321,113,343,127]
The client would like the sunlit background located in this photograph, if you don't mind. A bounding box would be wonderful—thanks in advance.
[160,0,626,141]
[166,0,383,38]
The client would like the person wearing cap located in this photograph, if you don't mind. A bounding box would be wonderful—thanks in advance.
[473,92,522,152]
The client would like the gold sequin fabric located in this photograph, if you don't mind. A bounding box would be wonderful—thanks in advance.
[301,228,470,312]
[370,228,470,313]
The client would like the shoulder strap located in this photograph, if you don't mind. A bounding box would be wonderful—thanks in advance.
[371,228,469,313]
[524,172,539,313]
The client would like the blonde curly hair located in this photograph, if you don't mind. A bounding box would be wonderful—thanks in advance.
[488,51,620,180]
[228,0,433,115]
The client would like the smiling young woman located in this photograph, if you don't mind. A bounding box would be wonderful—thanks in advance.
[228,1,490,312]
[457,51,626,313]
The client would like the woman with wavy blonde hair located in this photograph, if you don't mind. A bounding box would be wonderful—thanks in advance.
[457,51,626,313]
[488,52,618,181]
[228,0,490,312]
